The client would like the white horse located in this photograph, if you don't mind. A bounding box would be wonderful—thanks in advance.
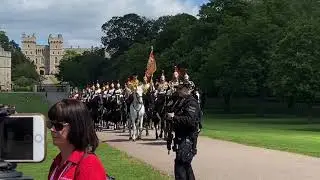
[129,85,145,141]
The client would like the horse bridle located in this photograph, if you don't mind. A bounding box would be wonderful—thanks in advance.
[134,92,143,104]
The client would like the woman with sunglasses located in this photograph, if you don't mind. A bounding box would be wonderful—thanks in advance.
[47,99,107,180]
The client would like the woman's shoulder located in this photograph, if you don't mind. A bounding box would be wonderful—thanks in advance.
[80,153,105,170]
[77,153,106,179]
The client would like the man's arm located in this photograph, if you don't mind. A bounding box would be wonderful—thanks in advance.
[172,98,199,128]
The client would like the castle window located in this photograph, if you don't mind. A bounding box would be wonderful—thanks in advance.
[28,45,29,48]
[56,46,57,48]
[53,51,54,54]
[55,57,58,64]
[30,51,32,54]
[26,51,28,54]
[58,52,59,54]
[36,58,38,64]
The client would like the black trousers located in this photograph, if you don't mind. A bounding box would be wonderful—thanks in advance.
[174,159,195,180]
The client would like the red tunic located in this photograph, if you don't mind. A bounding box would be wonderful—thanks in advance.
[48,150,106,180]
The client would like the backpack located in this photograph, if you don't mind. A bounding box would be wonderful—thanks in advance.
[74,152,115,180]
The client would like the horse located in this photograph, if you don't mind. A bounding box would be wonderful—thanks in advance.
[86,94,103,131]
[143,89,158,138]
[108,93,124,130]
[129,85,145,141]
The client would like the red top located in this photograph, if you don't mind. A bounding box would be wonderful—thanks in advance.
[48,150,106,180]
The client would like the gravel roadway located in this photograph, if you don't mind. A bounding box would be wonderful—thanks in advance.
[97,130,320,180]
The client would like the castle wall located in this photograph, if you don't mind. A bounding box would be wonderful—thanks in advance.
[0,46,12,90]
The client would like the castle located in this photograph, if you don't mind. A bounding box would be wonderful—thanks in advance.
[21,33,91,75]
[0,45,12,91]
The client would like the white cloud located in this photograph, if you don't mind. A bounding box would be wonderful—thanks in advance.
[0,0,201,48]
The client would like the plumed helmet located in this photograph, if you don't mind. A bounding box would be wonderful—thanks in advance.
[161,70,165,80]
[173,66,179,78]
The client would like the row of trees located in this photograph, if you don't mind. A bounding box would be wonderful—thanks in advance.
[0,31,39,90]
[57,0,320,112]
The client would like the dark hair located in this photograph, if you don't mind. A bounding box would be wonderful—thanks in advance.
[48,99,99,152]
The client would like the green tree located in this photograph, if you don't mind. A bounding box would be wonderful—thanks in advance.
[269,19,320,117]
[0,31,39,88]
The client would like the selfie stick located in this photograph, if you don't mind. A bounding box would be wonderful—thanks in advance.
[0,105,33,180]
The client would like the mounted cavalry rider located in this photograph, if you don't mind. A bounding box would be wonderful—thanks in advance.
[102,82,109,97]
[154,70,169,119]
[124,82,132,98]
[95,82,102,94]
[169,66,180,90]
[128,73,140,91]
[181,71,195,92]
[114,81,123,96]
[156,70,169,96]
[142,76,151,95]
[107,82,116,98]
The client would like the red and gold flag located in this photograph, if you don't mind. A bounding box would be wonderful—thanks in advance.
[145,47,157,78]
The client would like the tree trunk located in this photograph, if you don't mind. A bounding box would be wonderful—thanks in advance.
[257,88,266,117]
[287,95,295,108]
[308,103,313,122]
[223,93,231,112]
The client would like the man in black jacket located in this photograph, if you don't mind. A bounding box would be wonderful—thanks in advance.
[167,82,202,180]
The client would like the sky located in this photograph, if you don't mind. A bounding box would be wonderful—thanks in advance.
[0,0,208,48]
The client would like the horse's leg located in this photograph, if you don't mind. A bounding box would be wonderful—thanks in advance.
[129,118,133,140]
[157,112,164,138]
[132,118,137,141]
[139,115,144,139]
[164,119,168,140]
[155,120,159,140]
[145,118,149,136]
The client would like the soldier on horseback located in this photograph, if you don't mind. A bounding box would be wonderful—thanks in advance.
[169,66,180,91]
[95,81,102,94]
[114,80,123,96]
[181,70,195,92]
[108,82,115,97]
[128,73,140,91]
[156,70,169,96]
[142,76,151,95]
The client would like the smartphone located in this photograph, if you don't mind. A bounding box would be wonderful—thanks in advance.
[0,113,46,163]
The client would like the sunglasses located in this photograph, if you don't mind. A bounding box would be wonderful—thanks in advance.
[47,120,69,131]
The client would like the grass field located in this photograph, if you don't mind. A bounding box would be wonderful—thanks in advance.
[201,114,320,157]
[1,93,171,180]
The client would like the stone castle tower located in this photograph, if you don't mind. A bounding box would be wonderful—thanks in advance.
[21,33,64,75]
[0,45,12,90]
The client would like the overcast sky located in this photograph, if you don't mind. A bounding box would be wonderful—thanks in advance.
[0,0,208,48]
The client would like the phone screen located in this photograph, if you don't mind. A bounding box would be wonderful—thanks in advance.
[1,117,33,160]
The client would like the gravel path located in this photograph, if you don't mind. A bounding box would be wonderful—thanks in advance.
[97,130,320,180]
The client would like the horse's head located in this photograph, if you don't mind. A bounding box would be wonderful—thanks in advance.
[134,85,144,104]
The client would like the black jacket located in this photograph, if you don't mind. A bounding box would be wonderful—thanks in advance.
[172,95,201,138]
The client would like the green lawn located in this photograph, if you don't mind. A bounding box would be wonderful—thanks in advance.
[201,114,320,157]
[0,93,171,180]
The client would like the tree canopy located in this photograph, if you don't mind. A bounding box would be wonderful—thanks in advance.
[0,31,39,88]
[57,0,320,113]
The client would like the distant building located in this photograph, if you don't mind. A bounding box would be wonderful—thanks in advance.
[0,45,11,91]
[64,46,91,55]
[21,33,91,75]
